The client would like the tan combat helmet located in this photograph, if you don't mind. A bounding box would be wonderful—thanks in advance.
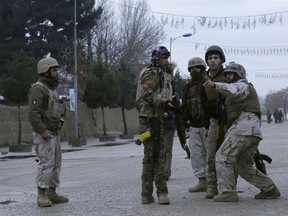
[37,57,59,74]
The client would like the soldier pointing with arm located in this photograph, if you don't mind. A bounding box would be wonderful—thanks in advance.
[203,63,281,202]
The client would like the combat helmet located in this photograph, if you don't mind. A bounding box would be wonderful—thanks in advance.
[37,57,59,74]
[205,45,226,63]
[151,46,170,61]
[187,57,206,71]
[224,63,246,79]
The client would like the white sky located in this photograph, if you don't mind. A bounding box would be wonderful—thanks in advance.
[111,0,288,97]
[145,0,288,97]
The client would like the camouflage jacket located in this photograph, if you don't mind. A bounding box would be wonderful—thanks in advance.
[214,79,262,138]
[138,66,169,118]
[28,76,64,134]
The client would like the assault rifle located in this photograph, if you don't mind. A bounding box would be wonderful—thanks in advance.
[254,149,272,174]
[216,98,227,150]
[171,94,191,159]
[214,98,272,174]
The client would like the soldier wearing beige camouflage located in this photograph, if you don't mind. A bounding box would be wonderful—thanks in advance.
[28,57,68,207]
[137,46,171,205]
[203,63,281,202]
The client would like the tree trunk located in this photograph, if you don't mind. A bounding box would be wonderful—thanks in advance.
[91,109,97,128]
[17,102,22,145]
[101,106,107,136]
[121,107,128,135]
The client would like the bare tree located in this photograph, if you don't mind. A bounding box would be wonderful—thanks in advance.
[265,88,288,113]
[92,0,122,68]
[118,0,165,68]
[92,0,165,71]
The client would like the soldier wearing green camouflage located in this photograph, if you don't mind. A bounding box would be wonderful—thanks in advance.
[28,57,68,207]
[137,46,171,205]
[163,61,176,181]
[201,45,226,199]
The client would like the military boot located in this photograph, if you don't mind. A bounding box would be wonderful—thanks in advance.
[37,188,52,207]
[213,192,239,202]
[205,186,218,199]
[158,194,170,205]
[142,195,155,204]
[255,187,281,199]
[188,177,207,192]
[47,187,69,204]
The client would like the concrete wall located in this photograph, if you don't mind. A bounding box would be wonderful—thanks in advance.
[0,103,139,146]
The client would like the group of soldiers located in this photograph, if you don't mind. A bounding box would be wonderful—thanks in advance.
[27,45,281,208]
[267,109,284,124]
[136,45,281,205]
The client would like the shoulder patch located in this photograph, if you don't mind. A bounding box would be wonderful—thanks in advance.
[143,81,155,89]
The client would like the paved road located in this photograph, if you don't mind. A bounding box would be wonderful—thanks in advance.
[0,122,288,216]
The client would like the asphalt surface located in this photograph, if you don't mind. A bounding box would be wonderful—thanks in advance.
[0,122,288,216]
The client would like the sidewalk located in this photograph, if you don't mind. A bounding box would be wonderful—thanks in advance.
[0,135,137,160]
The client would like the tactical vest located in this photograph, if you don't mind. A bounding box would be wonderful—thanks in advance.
[137,66,168,118]
[32,82,66,124]
[183,80,203,120]
[205,71,225,101]
[225,83,261,126]
[203,71,225,118]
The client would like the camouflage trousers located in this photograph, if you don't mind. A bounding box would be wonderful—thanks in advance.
[33,132,62,189]
[206,118,218,189]
[216,134,276,193]
[139,117,168,197]
[163,127,175,178]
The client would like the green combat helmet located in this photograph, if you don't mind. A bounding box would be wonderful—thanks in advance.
[205,45,226,63]
[224,63,246,79]
[187,57,206,71]
[151,46,170,61]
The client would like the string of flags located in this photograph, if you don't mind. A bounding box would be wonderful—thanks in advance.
[254,73,288,79]
[152,10,288,34]
[191,42,288,56]
[113,1,287,32]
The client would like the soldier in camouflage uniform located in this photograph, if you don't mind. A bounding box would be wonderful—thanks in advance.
[200,45,226,199]
[203,63,281,202]
[182,57,209,193]
[28,57,68,207]
[137,46,171,205]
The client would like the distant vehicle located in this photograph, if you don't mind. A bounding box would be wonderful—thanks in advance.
[59,95,70,101]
